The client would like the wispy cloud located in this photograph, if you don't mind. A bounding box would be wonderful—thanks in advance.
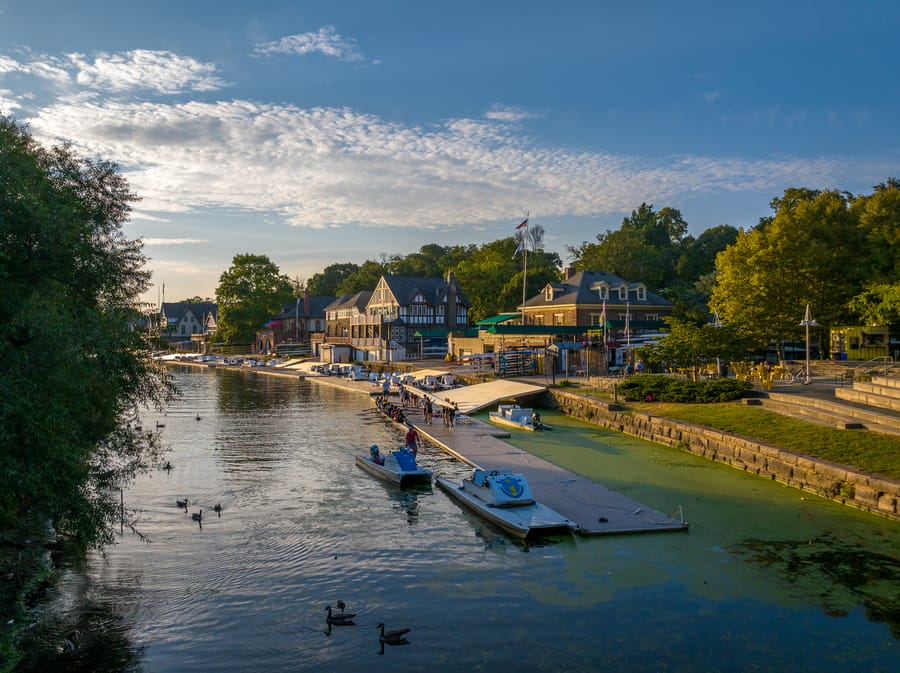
[67,50,229,94]
[254,26,364,61]
[3,47,892,235]
[142,238,208,245]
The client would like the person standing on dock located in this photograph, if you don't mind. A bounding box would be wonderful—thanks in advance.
[405,426,419,457]
[447,403,457,430]
[423,398,433,425]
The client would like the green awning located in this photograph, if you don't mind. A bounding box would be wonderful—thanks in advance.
[475,313,520,326]
[412,329,451,338]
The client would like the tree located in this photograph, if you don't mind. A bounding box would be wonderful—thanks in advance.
[567,203,689,292]
[215,254,294,343]
[710,188,865,352]
[0,116,170,645]
[455,237,561,322]
[848,284,900,327]
[644,317,754,377]
[307,262,360,296]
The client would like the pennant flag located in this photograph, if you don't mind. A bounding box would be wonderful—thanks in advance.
[624,301,631,336]
[512,241,525,258]
[515,217,528,230]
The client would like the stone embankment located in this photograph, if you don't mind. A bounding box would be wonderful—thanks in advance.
[549,388,900,523]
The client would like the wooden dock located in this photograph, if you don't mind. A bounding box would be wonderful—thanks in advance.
[213,364,689,536]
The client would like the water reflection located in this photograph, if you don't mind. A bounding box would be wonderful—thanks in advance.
[730,532,900,637]
[32,368,900,672]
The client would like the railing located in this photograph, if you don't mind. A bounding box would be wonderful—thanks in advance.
[839,355,895,385]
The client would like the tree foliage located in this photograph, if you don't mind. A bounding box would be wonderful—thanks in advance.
[0,116,171,599]
[710,188,865,351]
[307,262,360,296]
[455,237,561,322]
[568,203,689,292]
[215,254,294,343]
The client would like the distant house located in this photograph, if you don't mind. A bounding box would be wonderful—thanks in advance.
[520,269,672,330]
[449,269,673,373]
[255,291,333,355]
[160,302,218,348]
[318,272,471,362]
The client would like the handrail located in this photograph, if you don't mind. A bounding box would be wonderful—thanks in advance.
[852,355,894,376]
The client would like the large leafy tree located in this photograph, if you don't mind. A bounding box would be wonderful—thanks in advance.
[710,188,865,350]
[568,203,689,292]
[455,237,560,322]
[215,254,294,343]
[0,117,170,634]
[307,262,360,296]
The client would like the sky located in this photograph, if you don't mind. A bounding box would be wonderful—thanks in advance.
[1,1,898,305]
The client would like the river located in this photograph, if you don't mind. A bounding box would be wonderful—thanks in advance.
[37,367,900,672]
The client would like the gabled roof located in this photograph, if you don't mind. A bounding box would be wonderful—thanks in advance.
[379,275,471,308]
[161,302,217,322]
[271,295,334,320]
[325,290,373,312]
[523,270,671,308]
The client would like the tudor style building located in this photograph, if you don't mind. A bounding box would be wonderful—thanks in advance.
[317,271,470,362]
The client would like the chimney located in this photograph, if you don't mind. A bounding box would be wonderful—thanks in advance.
[563,266,574,280]
[446,271,458,329]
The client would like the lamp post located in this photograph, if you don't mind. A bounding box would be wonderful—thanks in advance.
[799,304,817,385]
[711,311,724,377]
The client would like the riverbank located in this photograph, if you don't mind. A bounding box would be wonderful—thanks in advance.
[166,359,900,523]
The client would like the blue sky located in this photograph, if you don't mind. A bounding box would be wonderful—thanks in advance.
[1,1,897,304]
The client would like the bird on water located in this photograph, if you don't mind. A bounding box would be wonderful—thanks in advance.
[176,498,188,509]
[191,509,203,522]
[325,605,356,625]
[377,623,410,644]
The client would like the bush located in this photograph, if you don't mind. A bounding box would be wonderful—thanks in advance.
[616,374,750,403]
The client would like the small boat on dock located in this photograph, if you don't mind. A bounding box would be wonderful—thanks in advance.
[355,445,432,487]
[488,404,551,431]
[436,468,576,539]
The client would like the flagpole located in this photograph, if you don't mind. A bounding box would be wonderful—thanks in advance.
[521,211,529,324]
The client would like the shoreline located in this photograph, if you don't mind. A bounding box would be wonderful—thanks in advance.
[165,360,900,523]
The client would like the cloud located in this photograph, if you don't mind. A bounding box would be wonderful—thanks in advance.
[142,238,208,245]
[6,47,892,236]
[66,50,229,94]
[254,26,364,61]
[484,105,542,123]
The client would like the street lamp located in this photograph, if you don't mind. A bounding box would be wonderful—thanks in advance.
[711,311,724,377]
[799,304,817,385]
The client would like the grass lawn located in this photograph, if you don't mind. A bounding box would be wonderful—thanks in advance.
[585,393,900,482]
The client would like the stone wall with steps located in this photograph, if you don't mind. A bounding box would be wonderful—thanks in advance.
[548,389,900,523]
[835,375,900,412]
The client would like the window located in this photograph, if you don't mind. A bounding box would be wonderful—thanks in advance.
[534,315,544,326]
[545,287,554,301]
[554,313,564,326]
[618,287,627,300]
[637,287,646,301]
[589,313,604,326]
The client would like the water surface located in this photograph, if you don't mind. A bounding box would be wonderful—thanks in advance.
[46,368,900,672]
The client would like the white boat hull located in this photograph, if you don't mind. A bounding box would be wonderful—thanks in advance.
[435,477,576,539]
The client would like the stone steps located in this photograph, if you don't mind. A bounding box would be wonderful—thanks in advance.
[752,373,900,437]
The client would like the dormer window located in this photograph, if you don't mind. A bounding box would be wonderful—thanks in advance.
[545,286,554,301]
[618,287,627,300]
[637,286,646,301]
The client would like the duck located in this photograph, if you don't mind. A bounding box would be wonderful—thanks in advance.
[176,498,189,509]
[195,413,201,421]
[325,605,356,625]
[191,509,203,522]
[377,622,410,643]
[213,503,222,515]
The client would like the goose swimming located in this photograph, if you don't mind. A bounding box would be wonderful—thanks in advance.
[325,605,356,625]
[377,622,410,643]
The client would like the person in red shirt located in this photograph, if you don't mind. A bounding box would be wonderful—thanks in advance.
[405,427,419,457]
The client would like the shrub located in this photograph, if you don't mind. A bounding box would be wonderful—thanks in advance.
[616,374,750,403]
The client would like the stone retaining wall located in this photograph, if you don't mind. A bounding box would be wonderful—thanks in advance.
[549,389,900,523]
